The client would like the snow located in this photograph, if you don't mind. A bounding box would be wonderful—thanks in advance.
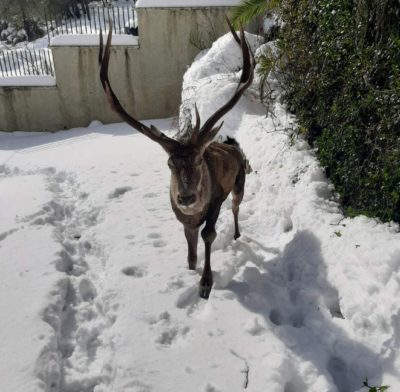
[50,34,138,47]
[0,75,56,86]
[136,0,242,8]
[1,32,400,392]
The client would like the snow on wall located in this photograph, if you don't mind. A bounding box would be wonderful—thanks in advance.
[136,0,241,8]
[0,76,56,87]
[50,34,138,47]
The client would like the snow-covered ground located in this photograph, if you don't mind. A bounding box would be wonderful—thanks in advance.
[1,32,400,392]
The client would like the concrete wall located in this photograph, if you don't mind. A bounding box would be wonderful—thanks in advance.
[0,6,240,132]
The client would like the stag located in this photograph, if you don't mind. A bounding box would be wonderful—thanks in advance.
[99,20,255,299]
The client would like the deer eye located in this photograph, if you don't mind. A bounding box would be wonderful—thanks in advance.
[167,158,174,169]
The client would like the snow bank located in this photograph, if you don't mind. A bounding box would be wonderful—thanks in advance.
[179,32,400,390]
[179,32,263,138]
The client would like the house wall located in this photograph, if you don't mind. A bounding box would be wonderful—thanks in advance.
[0,6,244,132]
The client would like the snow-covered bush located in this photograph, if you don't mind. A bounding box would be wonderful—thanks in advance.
[178,31,262,140]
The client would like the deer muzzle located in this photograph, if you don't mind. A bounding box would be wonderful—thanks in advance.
[177,193,196,206]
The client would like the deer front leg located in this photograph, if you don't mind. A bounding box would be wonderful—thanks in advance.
[184,226,199,270]
[199,202,222,299]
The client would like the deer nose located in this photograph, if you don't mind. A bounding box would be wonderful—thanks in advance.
[178,194,196,206]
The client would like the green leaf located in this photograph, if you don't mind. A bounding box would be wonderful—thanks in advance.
[231,0,279,29]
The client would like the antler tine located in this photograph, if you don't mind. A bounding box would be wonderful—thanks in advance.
[197,20,255,144]
[225,15,256,65]
[194,103,201,130]
[99,24,179,152]
[225,15,240,45]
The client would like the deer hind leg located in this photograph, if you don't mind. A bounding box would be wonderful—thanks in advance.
[184,226,199,270]
[232,166,245,240]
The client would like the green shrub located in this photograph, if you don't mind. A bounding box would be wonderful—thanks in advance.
[277,0,400,223]
[234,0,400,223]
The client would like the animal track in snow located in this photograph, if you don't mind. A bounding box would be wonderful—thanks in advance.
[269,309,283,326]
[109,186,132,199]
[160,277,185,293]
[326,357,350,392]
[203,384,222,392]
[244,317,267,336]
[34,169,114,391]
[269,308,304,329]
[153,239,166,248]
[147,311,190,346]
[176,286,199,310]
[144,192,157,198]
[0,228,18,242]
[147,232,161,239]
[155,325,190,346]
[329,300,345,319]
[122,266,147,278]
[79,278,97,301]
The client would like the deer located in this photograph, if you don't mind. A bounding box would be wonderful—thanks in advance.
[99,19,255,299]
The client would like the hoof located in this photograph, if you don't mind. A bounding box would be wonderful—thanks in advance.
[199,283,212,299]
[234,232,241,240]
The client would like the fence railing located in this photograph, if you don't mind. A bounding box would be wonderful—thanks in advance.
[0,48,55,77]
[44,4,138,38]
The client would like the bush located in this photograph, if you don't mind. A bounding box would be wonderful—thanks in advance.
[234,0,400,223]
[277,0,400,223]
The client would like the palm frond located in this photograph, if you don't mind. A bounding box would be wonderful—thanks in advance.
[231,0,279,29]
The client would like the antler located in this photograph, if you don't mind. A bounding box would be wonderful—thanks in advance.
[99,23,179,153]
[195,18,255,146]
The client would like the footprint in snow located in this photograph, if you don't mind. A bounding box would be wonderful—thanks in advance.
[122,266,147,278]
[155,325,190,346]
[153,239,166,248]
[0,228,18,242]
[147,232,161,239]
[79,278,97,301]
[160,277,185,293]
[148,311,171,325]
[108,186,132,199]
[176,286,199,309]
[269,308,304,328]
[328,300,345,319]
[327,357,350,392]
[144,192,157,198]
[204,384,221,392]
